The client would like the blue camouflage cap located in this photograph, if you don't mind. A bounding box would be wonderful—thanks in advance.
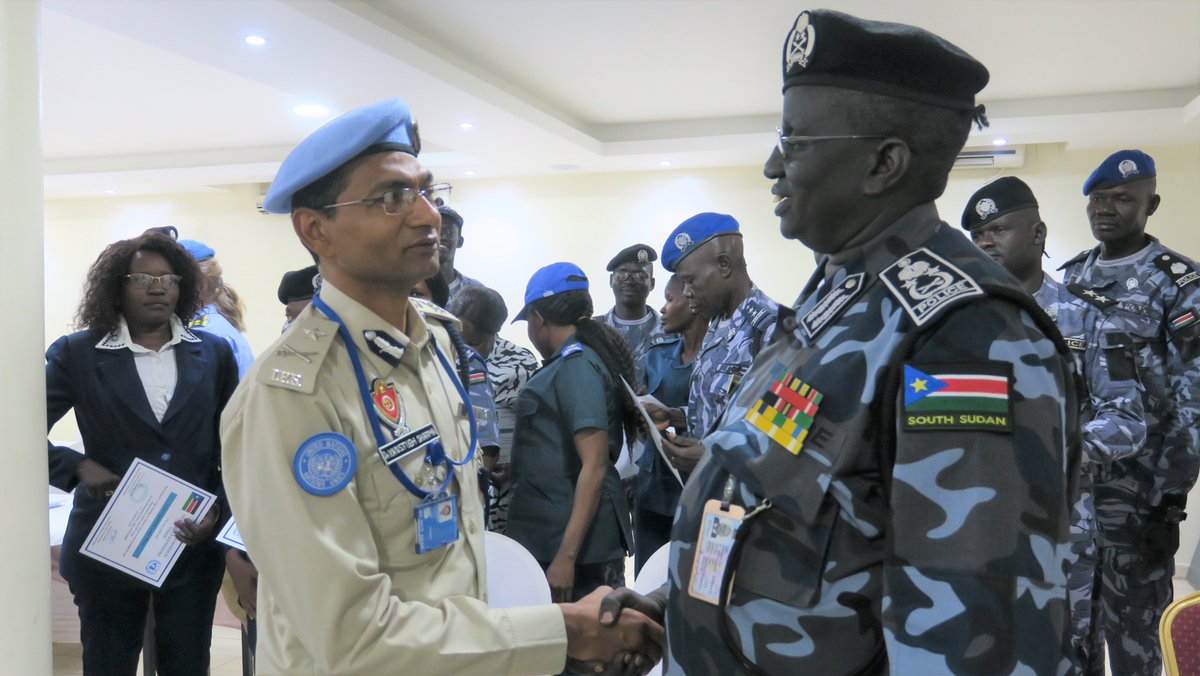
[179,239,215,261]
[262,97,422,214]
[1083,149,1156,196]
[513,262,589,323]
[661,212,741,272]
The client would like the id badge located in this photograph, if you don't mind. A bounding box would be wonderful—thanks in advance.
[415,492,459,554]
[688,499,745,605]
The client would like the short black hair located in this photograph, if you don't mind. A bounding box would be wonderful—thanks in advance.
[447,285,507,335]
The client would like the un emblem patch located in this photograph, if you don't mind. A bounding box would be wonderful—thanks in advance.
[293,432,357,496]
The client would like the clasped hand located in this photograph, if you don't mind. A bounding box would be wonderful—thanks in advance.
[563,586,665,675]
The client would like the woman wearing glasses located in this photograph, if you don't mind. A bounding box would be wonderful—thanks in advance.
[45,230,239,676]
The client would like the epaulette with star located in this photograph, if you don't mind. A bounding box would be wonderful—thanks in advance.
[257,312,338,394]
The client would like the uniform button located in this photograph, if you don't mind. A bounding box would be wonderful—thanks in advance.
[468,521,477,535]
[781,315,798,332]
[160,452,171,461]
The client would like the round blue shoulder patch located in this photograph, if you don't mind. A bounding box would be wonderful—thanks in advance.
[293,432,357,496]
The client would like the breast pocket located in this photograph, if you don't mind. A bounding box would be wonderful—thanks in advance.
[362,449,423,563]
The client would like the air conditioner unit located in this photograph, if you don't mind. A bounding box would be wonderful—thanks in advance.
[954,145,1025,169]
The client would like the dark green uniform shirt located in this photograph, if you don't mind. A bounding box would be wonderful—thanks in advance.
[506,335,632,564]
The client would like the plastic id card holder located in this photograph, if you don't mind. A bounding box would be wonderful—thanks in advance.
[415,493,459,554]
[688,499,745,605]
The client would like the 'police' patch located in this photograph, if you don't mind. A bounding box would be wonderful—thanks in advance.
[1064,336,1087,352]
[879,248,983,326]
[901,362,1013,433]
[293,432,357,496]
[1153,253,1199,289]
[801,272,866,339]
[743,368,823,454]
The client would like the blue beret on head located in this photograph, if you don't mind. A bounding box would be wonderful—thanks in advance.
[262,97,422,214]
[660,212,741,272]
[1083,150,1156,196]
[179,239,215,261]
[513,262,589,323]
[961,176,1039,230]
[781,10,988,111]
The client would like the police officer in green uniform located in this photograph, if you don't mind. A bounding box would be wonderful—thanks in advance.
[507,263,641,604]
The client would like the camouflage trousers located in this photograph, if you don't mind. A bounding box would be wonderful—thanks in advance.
[1087,496,1177,676]
[1067,488,1104,674]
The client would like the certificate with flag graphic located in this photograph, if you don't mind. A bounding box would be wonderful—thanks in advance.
[80,457,216,587]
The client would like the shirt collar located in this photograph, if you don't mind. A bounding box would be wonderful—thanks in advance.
[315,279,431,375]
[825,202,942,282]
[96,315,199,352]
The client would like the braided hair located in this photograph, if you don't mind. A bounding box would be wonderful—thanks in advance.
[528,288,642,449]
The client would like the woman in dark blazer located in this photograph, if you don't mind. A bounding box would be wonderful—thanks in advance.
[46,231,239,676]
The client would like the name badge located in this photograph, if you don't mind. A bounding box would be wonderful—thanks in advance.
[688,499,745,605]
[415,493,459,553]
[378,424,439,466]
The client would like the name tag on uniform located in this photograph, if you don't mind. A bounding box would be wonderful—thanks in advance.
[378,424,439,466]
[415,493,459,554]
[688,499,745,605]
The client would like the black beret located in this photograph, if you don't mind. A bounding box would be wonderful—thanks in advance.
[606,243,657,271]
[277,265,320,304]
[782,9,988,111]
[961,176,1040,230]
[438,205,463,229]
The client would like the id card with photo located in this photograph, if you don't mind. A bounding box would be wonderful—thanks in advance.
[688,499,745,605]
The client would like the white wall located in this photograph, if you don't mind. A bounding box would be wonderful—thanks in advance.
[44,141,1200,564]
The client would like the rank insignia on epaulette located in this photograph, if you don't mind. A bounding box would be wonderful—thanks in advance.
[1067,283,1119,309]
[879,248,983,326]
[560,343,583,358]
[189,315,208,328]
[1171,309,1198,331]
[801,272,866,338]
[1153,253,1199,288]
[901,363,1012,432]
[743,368,822,455]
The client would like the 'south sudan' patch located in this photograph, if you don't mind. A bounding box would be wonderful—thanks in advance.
[743,368,823,454]
[1171,308,1198,331]
[901,362,1013,433]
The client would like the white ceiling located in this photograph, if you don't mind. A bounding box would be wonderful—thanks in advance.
[39,0,1200,199]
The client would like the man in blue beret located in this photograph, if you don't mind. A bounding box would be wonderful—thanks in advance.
[600,9,1078,674]
[963,176,1149,673]
[221,97,662,675]
[1060,150,1200,675]
[645,212,779,473]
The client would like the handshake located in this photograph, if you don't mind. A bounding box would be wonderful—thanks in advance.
[561,586,668,675]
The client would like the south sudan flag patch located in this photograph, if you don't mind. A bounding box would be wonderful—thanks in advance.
[902,362,1013,433]
[744,369,823,454]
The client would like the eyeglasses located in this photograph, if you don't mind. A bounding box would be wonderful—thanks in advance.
[775,127,888,156]
[322,183,453,216]
[125,273,182,289]
[613,270,650,282]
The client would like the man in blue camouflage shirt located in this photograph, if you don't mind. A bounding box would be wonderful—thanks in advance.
[599,10,1080,674]
[1060,149,1200,675]
[964,176,1147,674]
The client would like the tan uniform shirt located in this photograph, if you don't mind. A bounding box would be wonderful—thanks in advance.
[221,281,567,675]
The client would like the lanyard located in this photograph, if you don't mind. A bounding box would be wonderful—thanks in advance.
[311,293,477,499]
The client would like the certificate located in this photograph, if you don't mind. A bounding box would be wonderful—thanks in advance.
[80,458,216,587]
[620,377,683,485]
[216,517,246,552]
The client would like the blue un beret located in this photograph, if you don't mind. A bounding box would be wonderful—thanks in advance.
[781,9,988,111]
[262,97,422,214]
[179,239,215,261]
[1083,150,1156,196]
[961,176,1039,230]
[513,262,589,323]
[660,212,741,273]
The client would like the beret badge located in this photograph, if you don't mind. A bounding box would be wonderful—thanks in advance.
[785,12,817,73]
[975,198,998,220]
[637,249,649,263]
[1118,159,1139,178]
[674,232,694,252]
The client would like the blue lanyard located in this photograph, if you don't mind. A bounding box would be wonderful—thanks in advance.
[311,294,477,499]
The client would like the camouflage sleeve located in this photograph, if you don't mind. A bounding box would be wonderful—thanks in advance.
[1163,282,1200,490]
[883,299,1071,674]
[467,354,501,449]
[1081,326,1147,463]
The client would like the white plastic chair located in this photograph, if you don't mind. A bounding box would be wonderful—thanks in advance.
[484,531,552,607]
[631,544,670,676]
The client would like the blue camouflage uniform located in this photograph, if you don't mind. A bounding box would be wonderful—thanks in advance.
[1061,236,1200,675]
[665,204,1079,674]
[687,287,779,439]
[1035,273,1148,673]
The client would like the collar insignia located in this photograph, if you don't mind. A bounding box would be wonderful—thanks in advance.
[801,273,866,339]
[363,330,405,368]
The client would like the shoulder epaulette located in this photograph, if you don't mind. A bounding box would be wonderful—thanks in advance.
[744,297,777,332]
[257,313,338,394]
[1066,283,1120,310]
[410,296,462,328]
[560,342,584,359]
[1057,248,1095,272]
[879,247,984,327]
[1152,251,1200,289]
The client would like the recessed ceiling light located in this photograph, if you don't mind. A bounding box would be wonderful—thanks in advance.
[244,35,267,46]
[293,103,330,118]
[659,160,672,167]
[103,189,117,195]
[463,170,476,176]
[992,137,1008,146]
[550,163,580,172]
[458,122,475,130]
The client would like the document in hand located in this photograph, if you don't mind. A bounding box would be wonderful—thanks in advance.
[620,377,684,486]
[80,458,216,587]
